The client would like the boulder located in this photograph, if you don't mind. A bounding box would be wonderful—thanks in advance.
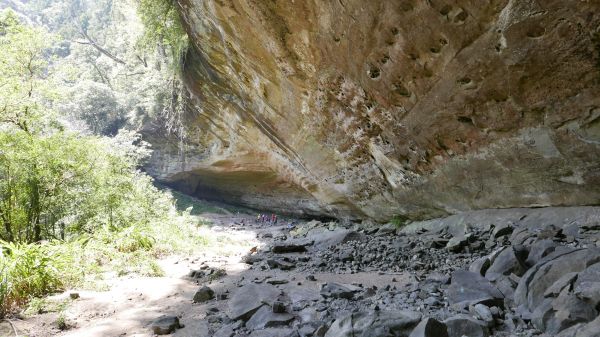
[543,272,579,298]
[485,246,528,281]
[242,254,264,265]
[469,257,491,276]
[271,243,307,253]
[533,287,598,334]
[267,258,296,270]
[213,322,241,337]
[525,239,557,267]
[555,315,600,337]
[408,317,448,337]
[443,315,489,337]
[470,304,494,325]
[573,262,600,307]
[150,316,182,335]
[492,223,513,238]
[249,328,296,337]
[446,235,470,253]
[246,305,295,330]
[228,284,281,320]
[324,310,422,337]
[514,247,600,315]
[320,283,361,300]
[193,286,215,303]
[447,270,504,308]
[298,321,328,337]
[307,229,365,250]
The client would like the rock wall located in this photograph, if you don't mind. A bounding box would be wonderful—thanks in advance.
[144,0,600,221]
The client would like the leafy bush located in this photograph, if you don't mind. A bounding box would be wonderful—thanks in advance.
[0,241,68,316]
[390,215,409,228]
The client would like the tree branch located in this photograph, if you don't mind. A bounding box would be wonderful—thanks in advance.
[78,30,127,65]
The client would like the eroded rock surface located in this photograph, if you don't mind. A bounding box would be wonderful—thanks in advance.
[144,0,600,221]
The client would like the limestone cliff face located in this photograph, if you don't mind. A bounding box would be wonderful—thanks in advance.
[143,0,600,221]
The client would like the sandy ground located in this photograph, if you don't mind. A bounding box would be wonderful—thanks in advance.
[6,213,410,337]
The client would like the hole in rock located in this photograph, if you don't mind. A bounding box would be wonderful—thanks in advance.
[526,25,546,38]
[457,77,472,85]
[440,5,452,16]
[454,10,468,23]
[457,116,474,124]
[369,67,381,79]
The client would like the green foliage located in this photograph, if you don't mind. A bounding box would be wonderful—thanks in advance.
[0,10,205,317]
[25,296,70,316]
[10,0,188,134]
[66,80,126,135]
[0,10,59,133]
[136,0,189,66]
[0,240,68,316]
[390,215,409,228]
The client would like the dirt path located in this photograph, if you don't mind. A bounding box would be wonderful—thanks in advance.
[10,213,260,337]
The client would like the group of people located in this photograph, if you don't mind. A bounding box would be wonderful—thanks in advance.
[257,213,278,224]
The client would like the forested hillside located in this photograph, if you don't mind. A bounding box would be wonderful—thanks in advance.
[1,0,186,135]
[0,0,201,318]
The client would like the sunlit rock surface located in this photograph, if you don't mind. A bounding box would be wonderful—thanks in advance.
[143,0,600,221]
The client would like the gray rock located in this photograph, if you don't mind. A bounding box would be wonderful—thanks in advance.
[525,239,557,267]
[514,247,600,316]
[531,298,554,332]
[288,286,321,304]
[324,310,422,337]
[492,223,514,238]
[267,258,296,270]
[150,316,182,335]
[543,272,579,298]
[298,321,328,337]
[246,305,295,330]
[228,284,281,320]
[538,224,565,240]
[509,227,535,245]
[193,286,215,303]
[320,282,360,300]
[272,301,286,313]
[409,317,448,337]
[555,315,600,337]
[447,270,504,307]
[469,257,491,276]
[308,229,365,250]
[471,304,494,325]
[424,297,440,306]
[242,254,264,264]
[574,262,600,306]
[425,273,450,284]
[249,328,296,337]
[548,287,597,334]
[266,278,289,285]
[444,315,489,337]
[446,235,469,253]
[213,322,241,337]
[485,246,528,281]
[271,243,307,253]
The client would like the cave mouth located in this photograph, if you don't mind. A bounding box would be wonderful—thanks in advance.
[159,168,336,221]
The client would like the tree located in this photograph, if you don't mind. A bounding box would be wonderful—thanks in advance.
[0,9,58,134]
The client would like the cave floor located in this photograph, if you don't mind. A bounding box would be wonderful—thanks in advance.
[11,212,410,337]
